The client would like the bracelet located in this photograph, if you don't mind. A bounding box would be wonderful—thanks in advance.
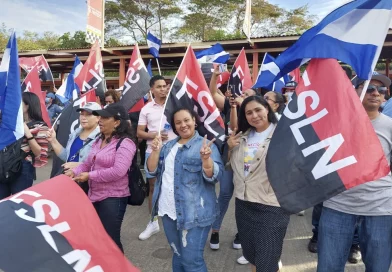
[26,136,34,141]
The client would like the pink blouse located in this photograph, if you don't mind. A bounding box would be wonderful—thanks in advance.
[73,137,136,202]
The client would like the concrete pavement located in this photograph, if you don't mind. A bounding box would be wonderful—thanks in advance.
[35,158,388,272]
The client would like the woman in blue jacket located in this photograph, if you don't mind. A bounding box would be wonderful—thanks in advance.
[146,107,223,272]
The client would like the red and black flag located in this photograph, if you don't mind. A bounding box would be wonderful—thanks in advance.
[200,63,230,89]
[0,175,139,271]
[228,48,252,96]
[19,55,54,82]
[75,41,106,99]
[50,90,96,177]
[21,65,51,128]
[164,45,225,149]
[118,44,150,112]
[266,59,390,214]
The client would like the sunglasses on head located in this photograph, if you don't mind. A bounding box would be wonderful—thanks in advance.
[366,85,388,94]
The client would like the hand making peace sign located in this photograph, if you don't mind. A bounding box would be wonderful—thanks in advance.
[227,129,242,150]
[200,135,216,161]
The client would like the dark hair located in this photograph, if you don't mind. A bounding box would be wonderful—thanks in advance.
[170,107,200,136]
[96,93,105,106]
[22,92,43,122]
[238,96,277,133]
[100,117,136,144]
[105,89,120,103]
[273,92,287,114]
[149,75,166,88]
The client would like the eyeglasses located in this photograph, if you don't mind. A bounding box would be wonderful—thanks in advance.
[366,85,388,94]
[264,96,276,103]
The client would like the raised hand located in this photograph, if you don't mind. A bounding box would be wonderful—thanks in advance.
[227,129,242,150]
[151,135,163,152]
[46,128,56,143]
[200,135,216,161]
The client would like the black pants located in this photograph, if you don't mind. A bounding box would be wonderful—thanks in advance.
[93,197,128,252]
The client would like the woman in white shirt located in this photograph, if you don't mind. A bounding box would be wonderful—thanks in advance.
[264,91,287,120]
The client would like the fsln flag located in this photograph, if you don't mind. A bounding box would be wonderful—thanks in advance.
[257,0,392,88]
[21,66,51,128]
[19,55,54,82]
[0,32,24,150]
[118,44,150,112]
[228,48,253,96]
[163,45,225,149]
[289,67,301,82]
[50,90,96,177]
[254,53,289,93]
[266,58,390,214]
[195,43,230,64]
[0,176,139,271]
[74,41,106,98]
[146,59,153,77]
[147,32,161,58]
[56,56,83,103]
[243,0,252,42]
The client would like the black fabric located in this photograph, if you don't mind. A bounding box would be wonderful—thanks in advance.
[0,120,43,184]
[235,198,289,271]
[116,138,147,206]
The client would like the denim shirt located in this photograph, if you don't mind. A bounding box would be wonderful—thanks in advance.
[147,132,223,230]
[47,103,63,124]
[58,126,100,163]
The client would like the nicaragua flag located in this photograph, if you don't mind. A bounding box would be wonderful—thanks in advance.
[257,0,392,87]
[195,43,230,64]
[147,32,161,58]
[146,59,153,77]
[0,33,24,150]
[56,56,83,103]
[254,53,289,93]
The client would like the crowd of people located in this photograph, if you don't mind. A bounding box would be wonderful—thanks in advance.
[0,67,391,272]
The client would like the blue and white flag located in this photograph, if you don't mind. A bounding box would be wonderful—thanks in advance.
[56,56,83,103]
[146,59,153,77]
[0,33,24,150]
[195,43,230,64]
[254,53,289,93]
[257,0,392,87]
[147,32,161,58]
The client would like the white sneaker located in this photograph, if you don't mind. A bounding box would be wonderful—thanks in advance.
[138,220,160,240]
[278,260,283,270]
[297,210,305,216]
[237,256,249,265]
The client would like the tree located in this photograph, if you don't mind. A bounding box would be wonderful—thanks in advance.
[58,31,90,48]
[105,0,182,42]
[37,31,60,49]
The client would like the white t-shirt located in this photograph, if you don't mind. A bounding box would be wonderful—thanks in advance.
[158,142,183,220]
[244,125,273,177]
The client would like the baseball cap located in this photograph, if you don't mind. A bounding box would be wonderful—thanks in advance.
[46,93,56,99]
[76,102,102,113]
[92,103,129,120]
[356,72,391,88]
[282,81,298,90]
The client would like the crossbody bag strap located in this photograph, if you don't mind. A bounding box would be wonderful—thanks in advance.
[68,137,94,162]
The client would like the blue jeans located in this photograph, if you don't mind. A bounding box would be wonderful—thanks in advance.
[318,207,392,272]
[0,160,34,200]
[93,197,128,252]
[312,202,359,245]
[212,169,234,230]
[162,215,211,272]
[145,152,154,179]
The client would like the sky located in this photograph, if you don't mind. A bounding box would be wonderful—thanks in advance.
[0,0,352,37]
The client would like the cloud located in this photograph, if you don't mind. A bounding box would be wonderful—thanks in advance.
[0,0,85,35]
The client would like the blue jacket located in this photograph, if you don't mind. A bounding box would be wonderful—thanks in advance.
[47,103,63,124]
[147,132,223,230]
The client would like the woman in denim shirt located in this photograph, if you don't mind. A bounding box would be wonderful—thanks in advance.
[146,107,223,272]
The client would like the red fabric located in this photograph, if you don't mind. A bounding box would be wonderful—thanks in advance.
[4,176,139,271]
[230,48,253,91]
[22,66,51,128]
[297,59,389,189]
[289,68,301,82]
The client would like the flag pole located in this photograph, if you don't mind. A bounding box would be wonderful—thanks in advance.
[156,58,162,75]
[157,43,190,137]
[272,82,276,92]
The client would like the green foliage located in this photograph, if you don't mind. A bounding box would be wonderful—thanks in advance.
[58,31,90,48]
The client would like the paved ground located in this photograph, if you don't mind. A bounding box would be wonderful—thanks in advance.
[35,158,390,272]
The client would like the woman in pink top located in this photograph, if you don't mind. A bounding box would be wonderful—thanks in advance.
[65,103,136,252]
